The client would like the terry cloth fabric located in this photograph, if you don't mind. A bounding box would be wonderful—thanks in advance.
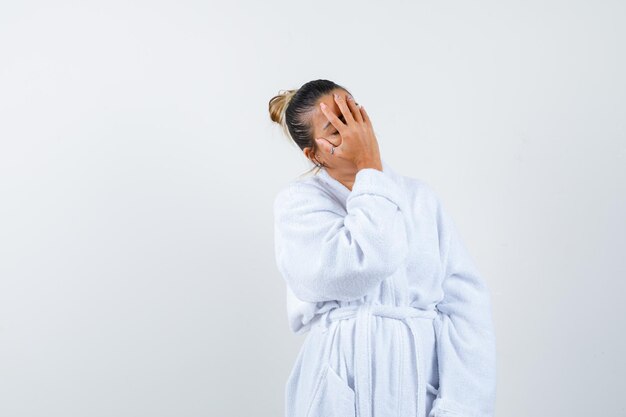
[273,158,497,417]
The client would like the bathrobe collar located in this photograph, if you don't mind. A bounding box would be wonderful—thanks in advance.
[317,157,398,200]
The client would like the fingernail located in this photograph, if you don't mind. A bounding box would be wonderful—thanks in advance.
[320,102,326,109]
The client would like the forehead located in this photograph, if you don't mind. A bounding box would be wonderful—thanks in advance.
[309,88,347,136]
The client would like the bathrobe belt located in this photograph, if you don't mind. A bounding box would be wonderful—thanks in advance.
[321,302,438,417]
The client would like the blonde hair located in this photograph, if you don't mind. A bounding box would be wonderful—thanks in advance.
[268,89,298,141]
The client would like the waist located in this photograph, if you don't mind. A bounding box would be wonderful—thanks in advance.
[314,301,440,417]
[322,302,438,324]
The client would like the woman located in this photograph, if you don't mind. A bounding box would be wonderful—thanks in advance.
[268,79,496,417]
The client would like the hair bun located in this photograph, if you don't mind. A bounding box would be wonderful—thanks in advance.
[268,89,297,130]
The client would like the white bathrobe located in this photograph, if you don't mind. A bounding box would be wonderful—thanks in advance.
[273,158,496,417]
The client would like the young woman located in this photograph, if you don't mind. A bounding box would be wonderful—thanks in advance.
[269,79,496,417]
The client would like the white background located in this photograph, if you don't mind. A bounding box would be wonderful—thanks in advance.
[1,1,624,416]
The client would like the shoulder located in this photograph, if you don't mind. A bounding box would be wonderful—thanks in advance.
[400,175,443,209]
[399,176,456,252]
[273,174,336,213]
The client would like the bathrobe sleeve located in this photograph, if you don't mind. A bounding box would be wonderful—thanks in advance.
[273,168,409,303]
[429,196,497,417]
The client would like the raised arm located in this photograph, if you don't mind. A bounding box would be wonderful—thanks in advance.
[273,167,409,303]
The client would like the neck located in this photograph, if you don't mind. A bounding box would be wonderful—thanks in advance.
[322,159,387,193]
[325,166,358,192]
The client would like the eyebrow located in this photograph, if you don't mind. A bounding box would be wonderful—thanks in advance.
[323,114,346,131]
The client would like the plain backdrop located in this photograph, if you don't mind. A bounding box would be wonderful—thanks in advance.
[1,1,624,416]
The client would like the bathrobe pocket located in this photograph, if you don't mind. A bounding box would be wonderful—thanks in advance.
[305,363,356,417]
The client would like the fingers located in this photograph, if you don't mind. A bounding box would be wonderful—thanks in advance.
[319,92,370,141]
[333,92,356,126]
[359,104,370,126]
[315,136,339,156]
[345,94,363,123]
[319,102,347,136]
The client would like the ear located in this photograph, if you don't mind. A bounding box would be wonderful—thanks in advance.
[303,146,317,165]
